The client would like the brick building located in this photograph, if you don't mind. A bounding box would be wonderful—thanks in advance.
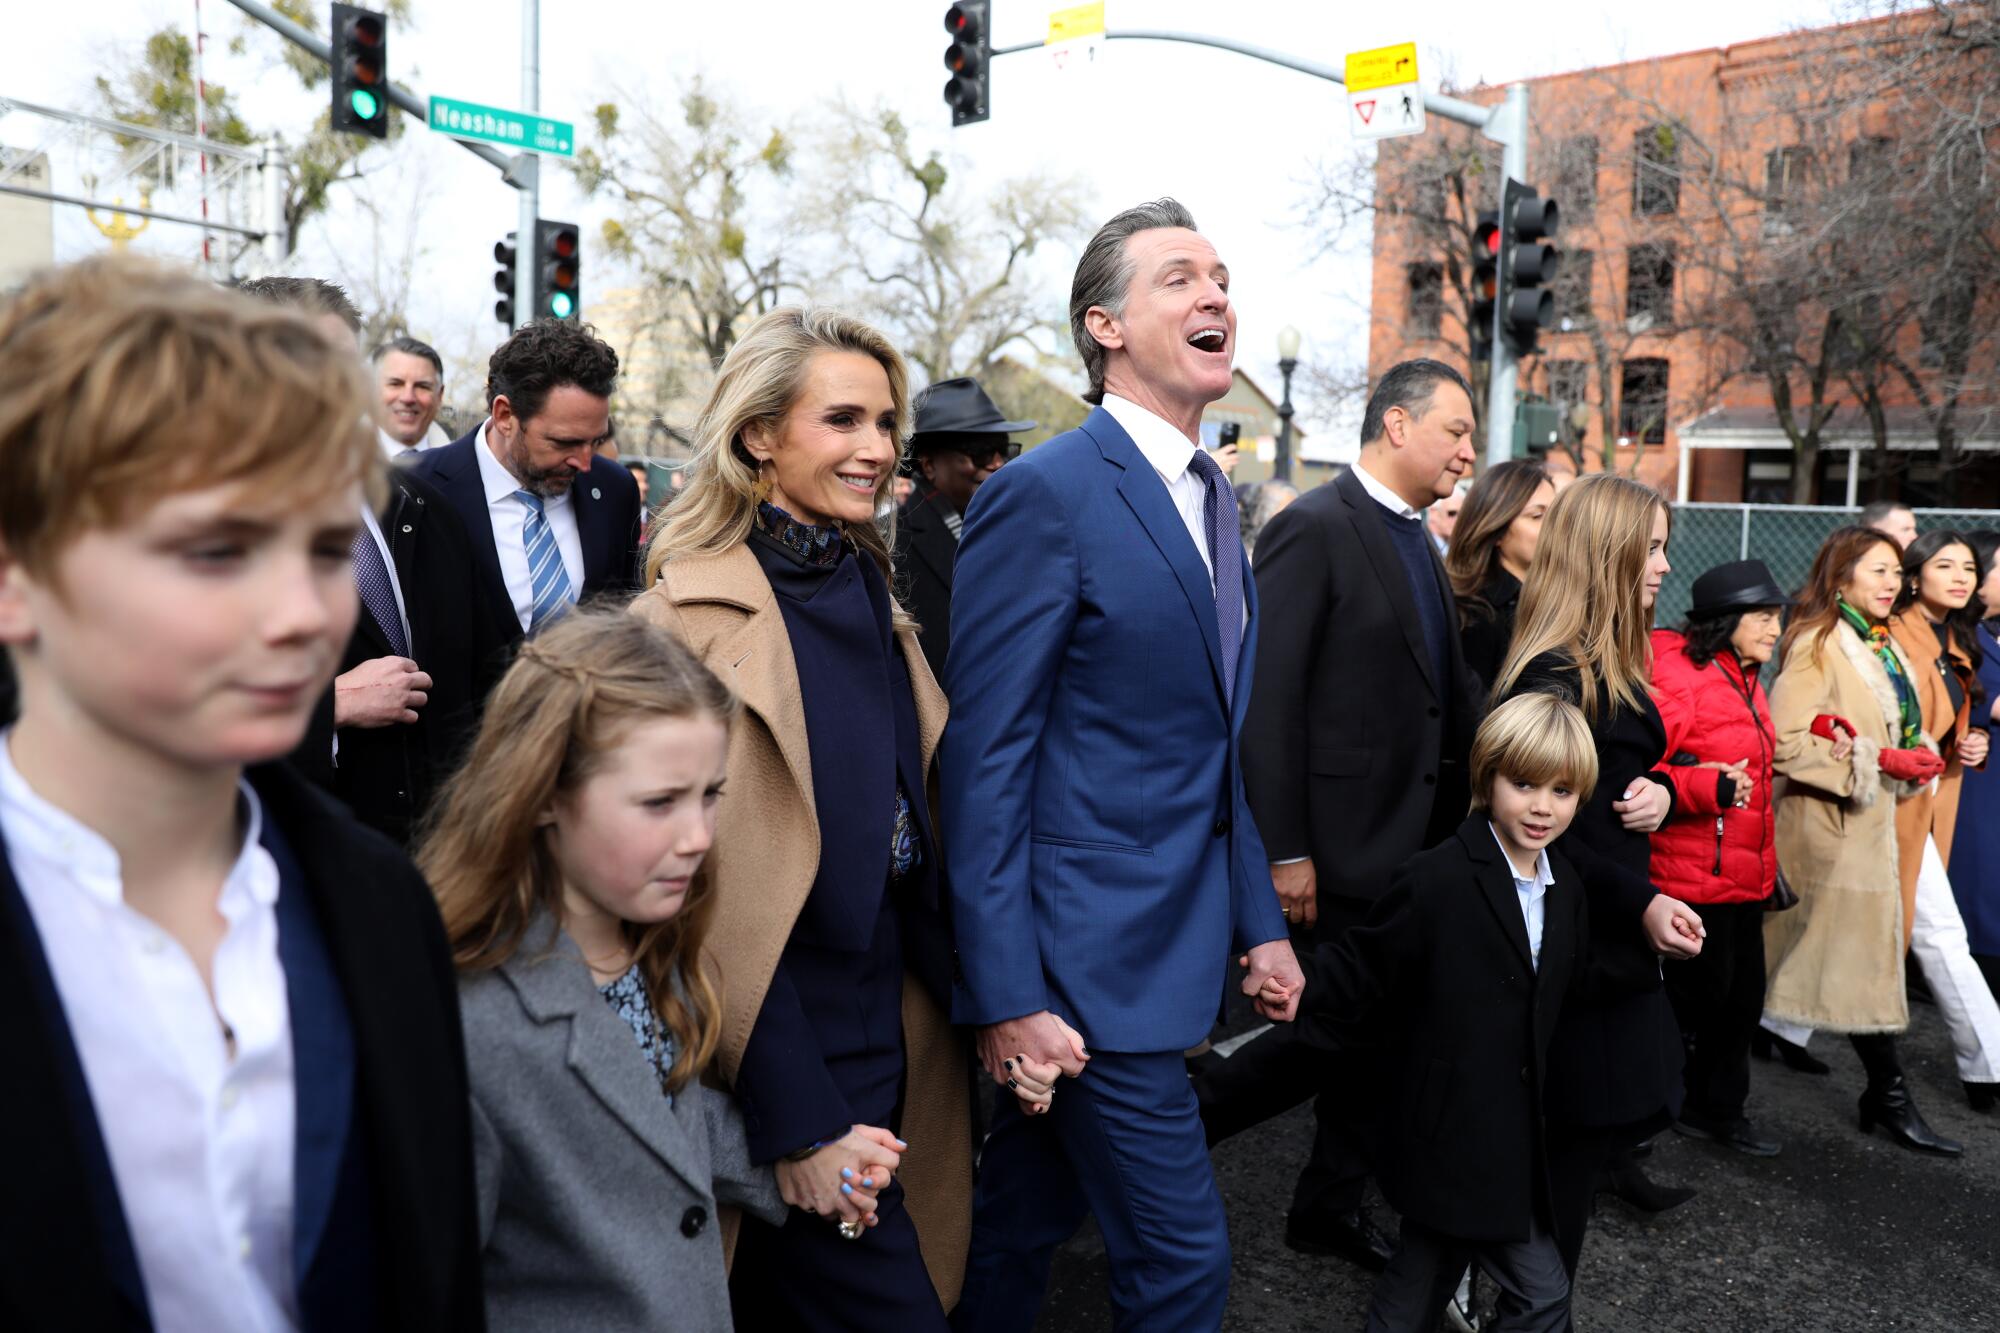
[1364,10,2000,504]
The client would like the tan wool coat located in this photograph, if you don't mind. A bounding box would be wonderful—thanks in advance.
[1889,613,1974,915]
[1764,624,1931,1033]
[630,542,972,1310]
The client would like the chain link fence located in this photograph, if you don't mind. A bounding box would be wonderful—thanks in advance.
[1656,503,2000,627]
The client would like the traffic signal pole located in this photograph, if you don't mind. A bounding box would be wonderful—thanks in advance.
[981,25,1531,464]
[1484,84,1528,467]
[517,0,540,332]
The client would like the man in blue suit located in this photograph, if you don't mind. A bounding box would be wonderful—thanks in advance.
[410,318,640,659]
[944,199,1302,1331]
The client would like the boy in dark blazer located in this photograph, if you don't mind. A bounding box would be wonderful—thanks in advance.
[1265,692,1601,1333]
[0,259,482,1331]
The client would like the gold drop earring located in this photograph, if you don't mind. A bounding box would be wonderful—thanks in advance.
[750,461,774,506]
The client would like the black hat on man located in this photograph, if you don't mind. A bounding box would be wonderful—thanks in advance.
[1688,559,1793,619]
[910,377,1035,455]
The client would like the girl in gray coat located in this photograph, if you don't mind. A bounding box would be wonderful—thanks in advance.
[419,610,825,1330]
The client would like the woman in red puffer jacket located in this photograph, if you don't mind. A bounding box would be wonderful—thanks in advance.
[1649,560,1789,1158]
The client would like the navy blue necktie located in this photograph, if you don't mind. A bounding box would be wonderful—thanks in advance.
[349,525,408,657]
[1187,450,1244,703]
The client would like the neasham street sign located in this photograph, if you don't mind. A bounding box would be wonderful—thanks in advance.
[1344,42,1424,142]
[428,95,574,157]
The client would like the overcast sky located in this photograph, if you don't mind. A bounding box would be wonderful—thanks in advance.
[11,0,1824,449]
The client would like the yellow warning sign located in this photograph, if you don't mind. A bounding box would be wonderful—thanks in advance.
[1047,2,1106,45]
[1345,42,1419,94]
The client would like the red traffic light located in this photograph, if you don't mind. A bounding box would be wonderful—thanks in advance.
[944,4,982,39]
[348,14,383,48]
[546,227,578,259]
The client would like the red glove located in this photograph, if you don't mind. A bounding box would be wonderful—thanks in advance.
[1881,748,1946,783]
[1811,714,1857,743]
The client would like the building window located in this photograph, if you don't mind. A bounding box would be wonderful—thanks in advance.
[1848,135,1894,185]
[1765,145,1812,212]
[1626,243,1675,325]
[1554,135,1599,222]
[1633,124,1680,216]
[1547,360,1591,444]
[1406,262,1443,338]
[1556,249,1594,325]
[1619,358,1670,444]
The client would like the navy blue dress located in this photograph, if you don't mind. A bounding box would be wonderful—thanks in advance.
[1949,620,2000,981]
[727,506,951,1331]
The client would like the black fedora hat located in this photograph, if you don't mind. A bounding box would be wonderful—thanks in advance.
[1689,559,1793,618]
[911,377,1035,445]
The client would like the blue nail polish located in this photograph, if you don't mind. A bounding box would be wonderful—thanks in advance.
[840,1183,853,1195]
[896,1138,908,1147]
[862,1177,874,1187]
[841,1167,853,1179]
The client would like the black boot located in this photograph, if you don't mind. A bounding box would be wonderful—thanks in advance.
[1965,1081,1999,1114]
[1858,1076,1963,1156]
[1751,1027,1831,1076]
[1597,1155,1697,1212]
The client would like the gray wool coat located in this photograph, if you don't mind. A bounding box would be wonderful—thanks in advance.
[460,915,784,1331]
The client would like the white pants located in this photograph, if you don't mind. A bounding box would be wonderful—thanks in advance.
[1763,834,2000,1082]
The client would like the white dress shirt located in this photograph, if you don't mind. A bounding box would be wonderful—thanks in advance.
[1489,823,1555,971]
[0,735,300,1333]
[1350,457,1427,522]
[1103,393,1216,584]
[475,418,586,634]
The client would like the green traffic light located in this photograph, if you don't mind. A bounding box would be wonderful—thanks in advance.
[349,89,381,121]
[548,292,575,319]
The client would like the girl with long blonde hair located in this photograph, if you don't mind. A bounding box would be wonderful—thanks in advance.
[1493,473,1707,1281]
[419,607,790,1328]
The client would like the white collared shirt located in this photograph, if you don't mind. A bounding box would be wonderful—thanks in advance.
[1489,823,1555,971]
[1350,458,1427,522]
[0,734,299,1333]
[378,427,420,462]
[1103,393,1215,584]
[475,418,586,633]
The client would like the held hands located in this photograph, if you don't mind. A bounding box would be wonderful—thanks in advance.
[1811,713,1857,761]
[1238,938,1306,1022]
[1613,777,1673,832]
[774,1125,905,1230]
[333,655,431,728]
[1881,747,1946,784]
[1271,859,1318,930]
[1643,893,1705,959]
[1960,728,1989,769]
[977,1012,1088,1117]
[1698,758,1756,808]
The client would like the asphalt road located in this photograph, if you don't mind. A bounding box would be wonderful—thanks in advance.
[1030,990,2000,1332]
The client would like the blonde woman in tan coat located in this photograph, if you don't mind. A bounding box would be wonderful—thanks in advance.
[1762,526,1960,1156]
[630,307,1053,1329]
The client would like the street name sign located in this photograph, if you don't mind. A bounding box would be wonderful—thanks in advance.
[1344,42,1425,141]
[429,96,575,157]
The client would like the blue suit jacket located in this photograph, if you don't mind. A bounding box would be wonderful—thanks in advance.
[410,426,642,642]
[941,407,1288,1054]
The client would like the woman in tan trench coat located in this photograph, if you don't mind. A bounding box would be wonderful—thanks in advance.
[1762,526,1960,1155]
[1889,530,2000,1110]
[630,307,1024,1328]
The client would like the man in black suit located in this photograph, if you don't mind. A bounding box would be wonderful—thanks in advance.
[290,464,506,843]
[891,377,1033,680]
[1197,358,1482,1271]
[410,319,641,645]
[236,277,506,842]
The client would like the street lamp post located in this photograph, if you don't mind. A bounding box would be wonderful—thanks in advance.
[1275,324,1301,484]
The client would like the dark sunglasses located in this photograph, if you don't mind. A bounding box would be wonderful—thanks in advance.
[962,442,1022,467]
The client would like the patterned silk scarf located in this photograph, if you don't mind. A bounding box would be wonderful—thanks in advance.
[1837,595,1924,749]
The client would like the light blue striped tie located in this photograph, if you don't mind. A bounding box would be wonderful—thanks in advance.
[514,489,575,634]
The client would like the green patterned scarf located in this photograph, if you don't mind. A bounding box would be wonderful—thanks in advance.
[1837,595,1923,749]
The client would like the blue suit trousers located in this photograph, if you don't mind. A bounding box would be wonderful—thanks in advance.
[953,1051,1230,1333]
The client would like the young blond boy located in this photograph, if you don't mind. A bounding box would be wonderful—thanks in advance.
[0,258,481,1330]
[1278,692,1600,1333]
